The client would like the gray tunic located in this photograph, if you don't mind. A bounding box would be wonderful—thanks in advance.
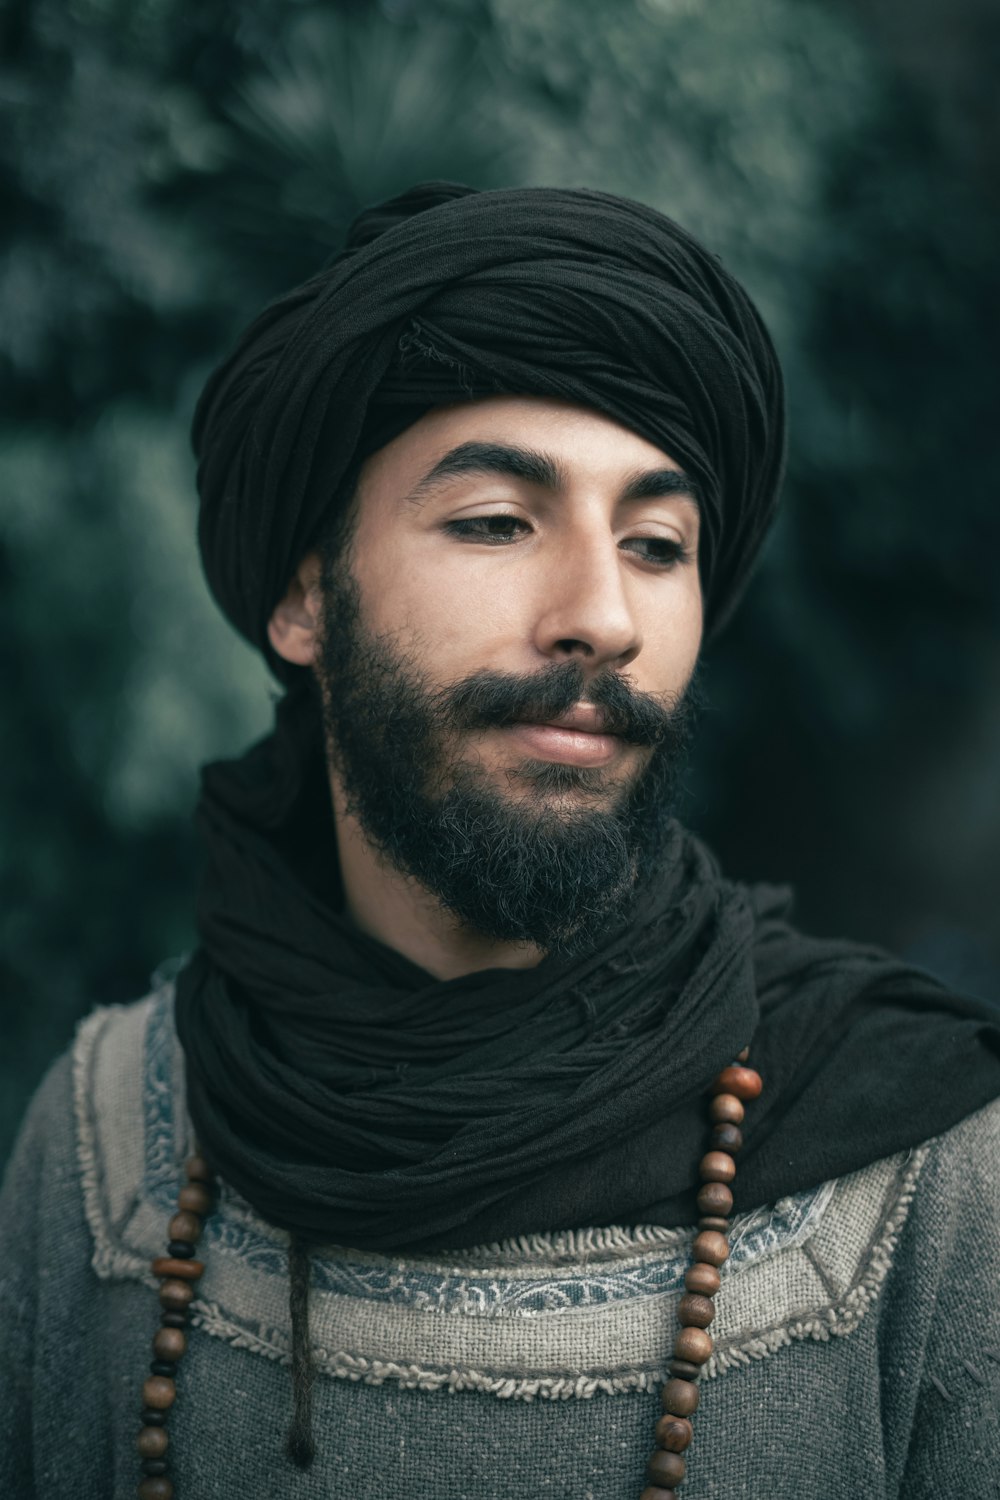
[1,983,998,1498]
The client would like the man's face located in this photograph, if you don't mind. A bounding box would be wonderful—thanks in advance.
[313,395,704,951]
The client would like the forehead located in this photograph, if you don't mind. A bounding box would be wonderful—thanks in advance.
[356,395,694,509]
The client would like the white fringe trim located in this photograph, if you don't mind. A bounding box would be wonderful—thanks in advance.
[189,1297,669,1400]
[73,1005,157,1287]
[438,1223,690,1266]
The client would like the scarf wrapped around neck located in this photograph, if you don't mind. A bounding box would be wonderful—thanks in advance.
[174,689,1000,1251]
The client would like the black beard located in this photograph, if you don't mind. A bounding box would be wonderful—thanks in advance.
[315,555,702,955]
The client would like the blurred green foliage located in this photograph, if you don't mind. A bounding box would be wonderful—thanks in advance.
[2,0,998,1159]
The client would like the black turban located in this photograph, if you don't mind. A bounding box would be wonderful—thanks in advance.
[193,181,786,665]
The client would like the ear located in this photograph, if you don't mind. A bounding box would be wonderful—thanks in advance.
[267,551,323,667]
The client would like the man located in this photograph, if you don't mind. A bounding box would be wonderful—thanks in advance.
[2,182,999,1500]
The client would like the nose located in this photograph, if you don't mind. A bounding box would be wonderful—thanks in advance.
[532,529,641,671]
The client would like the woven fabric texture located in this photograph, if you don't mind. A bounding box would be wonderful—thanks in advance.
[1,989,998,1498]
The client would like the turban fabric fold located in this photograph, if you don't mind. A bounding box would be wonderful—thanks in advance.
[193,181,785,665]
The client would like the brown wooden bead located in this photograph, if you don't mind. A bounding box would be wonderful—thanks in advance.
[185,1154,213,1182]
[737,1046,750,1062]
[668,1358,702,1379]
[151,1257,204,1282]
[153,1326,187,1362]
[697,1181,734,1216]
[654,1415,693,1452]
[710,1122,743,1153]
[714,1064,763,1100]
[141,1375,176,1411]
[700,1150,737,1184]
[685,1262,721,1296]
[158,1279,194,1312]
[647,1449,686,1487]
[693,1230,730,1266]
[177,1183,213,1216]
[136,1426,169,1459]
[660,1377,700,1416]
[677,1292,716,1329]
[674,1325,713,1363]
[168,1211,202,1245]
[639,1489,677,1500]
[138,1479,174,1500]
[698,1217,730,1236]
[708,1093,744,1125]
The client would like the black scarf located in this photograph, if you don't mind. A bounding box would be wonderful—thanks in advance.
[175,691,1000,1251]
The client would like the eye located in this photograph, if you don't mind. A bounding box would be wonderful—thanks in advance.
[620,536,693,568]
[444,514,531,543]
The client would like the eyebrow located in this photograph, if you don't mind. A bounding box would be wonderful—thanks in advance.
[403,440,700,514]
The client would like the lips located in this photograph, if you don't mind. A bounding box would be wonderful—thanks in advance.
[503,703,623,768]
[514,702,613,736]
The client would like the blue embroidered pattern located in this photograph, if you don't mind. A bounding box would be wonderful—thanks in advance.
[142,986,829,1316]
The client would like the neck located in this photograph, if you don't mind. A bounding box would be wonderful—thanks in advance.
[330,776,544,981]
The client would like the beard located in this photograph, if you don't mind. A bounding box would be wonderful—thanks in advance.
[314,554,702,956]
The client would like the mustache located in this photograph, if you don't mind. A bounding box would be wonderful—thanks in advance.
[438,662,684,748]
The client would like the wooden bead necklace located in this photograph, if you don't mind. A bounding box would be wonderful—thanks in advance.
[137,1056,762,1498]
[135,1153,216,1500]
[639,1050,762,1499]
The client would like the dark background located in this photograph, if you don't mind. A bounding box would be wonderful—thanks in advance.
[2,0,998,1166]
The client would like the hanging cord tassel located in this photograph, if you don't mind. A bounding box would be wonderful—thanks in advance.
[285,1235,317,1469]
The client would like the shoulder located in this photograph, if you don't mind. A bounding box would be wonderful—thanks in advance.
[883,1093,1000,1302]
[0,1047,78,1264]
[713,1095,1000,1362]
[879,1094,1000,1328]
[0,986,176,1335]
[1,990,173,1217]
[908,1091,1000,1189]
[2,1047,75,1180]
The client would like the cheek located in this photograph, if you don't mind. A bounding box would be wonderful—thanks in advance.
[640,577,703,691]
[351,526,524,671]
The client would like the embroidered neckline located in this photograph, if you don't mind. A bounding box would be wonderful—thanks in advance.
[73,990,931,1401]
